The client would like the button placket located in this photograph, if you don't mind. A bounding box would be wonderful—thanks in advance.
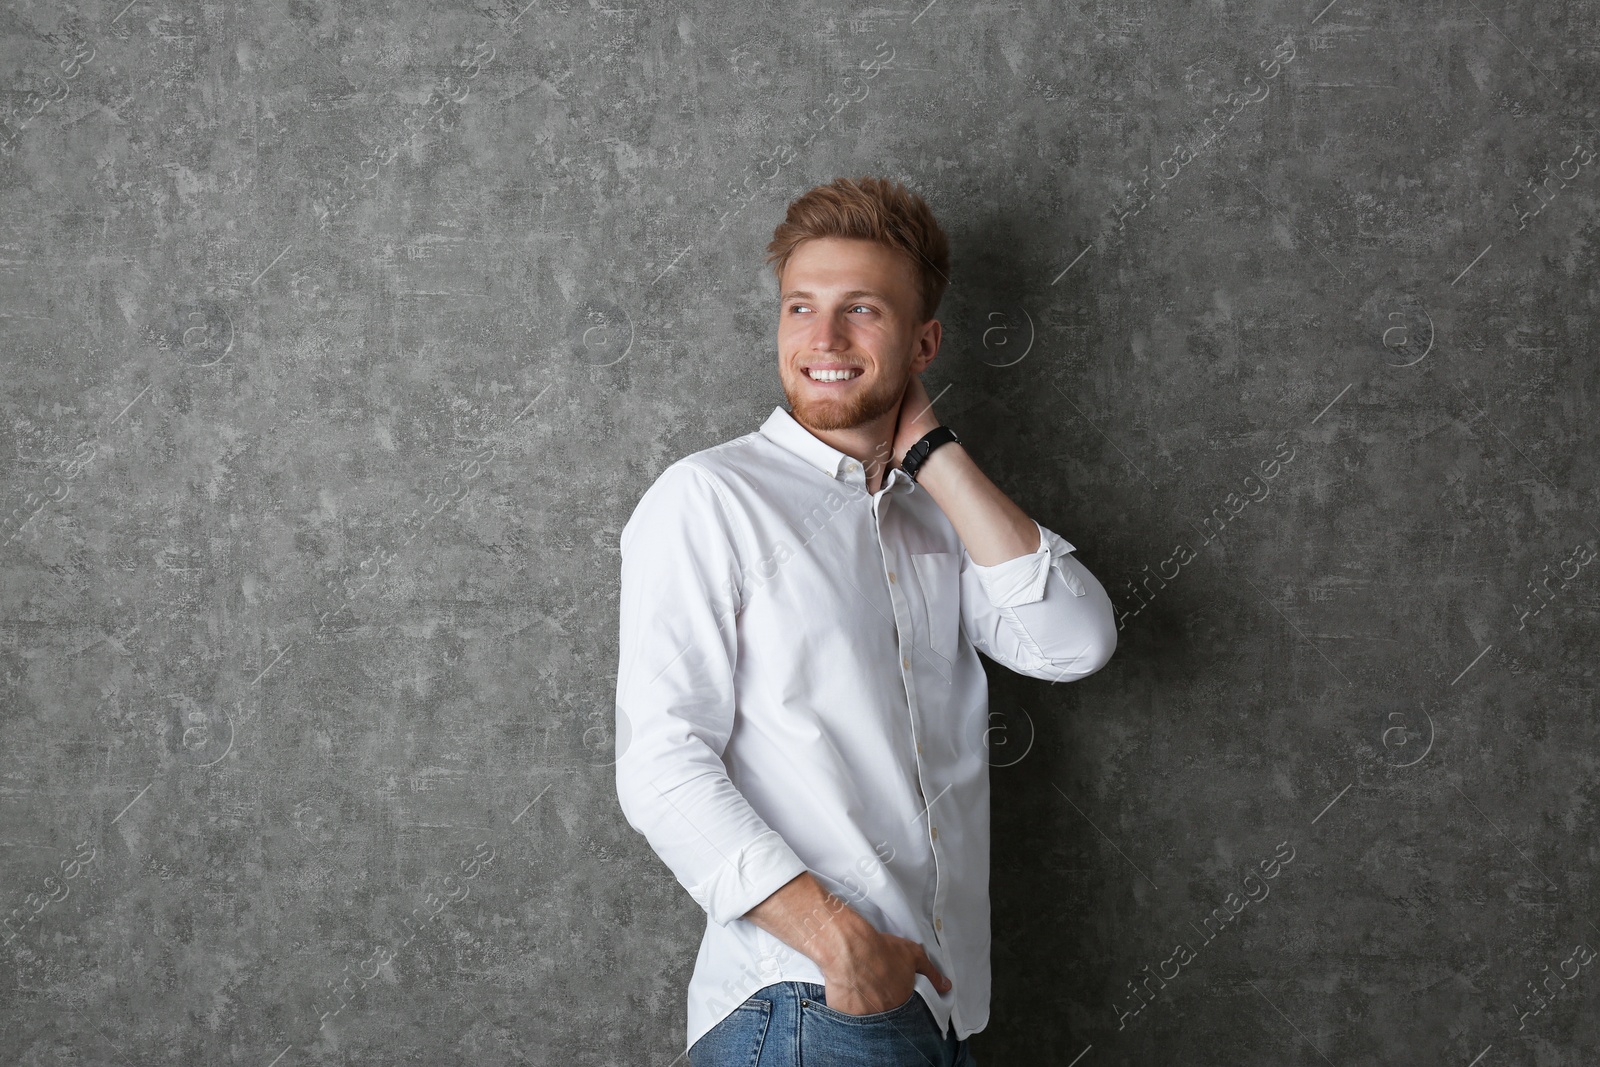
[874,493,946,951]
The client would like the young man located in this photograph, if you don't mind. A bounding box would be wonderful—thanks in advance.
[614,176,1117,1065]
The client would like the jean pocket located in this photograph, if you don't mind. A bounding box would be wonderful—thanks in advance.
[799,990,941,1065]
[800,989,923,1026]
[689,998,772,1067]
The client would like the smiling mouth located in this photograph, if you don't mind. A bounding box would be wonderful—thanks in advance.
[804,366,864,383]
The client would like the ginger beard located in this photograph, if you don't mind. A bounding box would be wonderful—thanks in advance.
[781,355,910,433]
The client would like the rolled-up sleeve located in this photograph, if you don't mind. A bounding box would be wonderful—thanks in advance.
[960,519,1117,682]
[614,461,810,927]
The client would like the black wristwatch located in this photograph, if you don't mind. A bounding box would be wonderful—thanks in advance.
[900,426,961,483]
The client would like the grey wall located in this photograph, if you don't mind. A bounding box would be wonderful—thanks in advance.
[3,0,1597,1063]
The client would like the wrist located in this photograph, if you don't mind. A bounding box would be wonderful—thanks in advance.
[900,425,961,484]
[908,438,965,487]
[810,900,878,972]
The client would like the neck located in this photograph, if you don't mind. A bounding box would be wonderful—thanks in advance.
[793,409,898,492]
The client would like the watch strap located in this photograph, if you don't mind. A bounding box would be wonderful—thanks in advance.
[901,426,960,483]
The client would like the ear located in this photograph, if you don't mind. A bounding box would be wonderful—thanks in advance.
[911,319,941,374]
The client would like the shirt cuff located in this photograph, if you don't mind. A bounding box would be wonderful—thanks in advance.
[685,828,811,927]
[969,521,1081,609]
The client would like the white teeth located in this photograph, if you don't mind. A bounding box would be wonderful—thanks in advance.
[808,368,862,382]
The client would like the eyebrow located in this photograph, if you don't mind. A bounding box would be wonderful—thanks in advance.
[780,289,892,303]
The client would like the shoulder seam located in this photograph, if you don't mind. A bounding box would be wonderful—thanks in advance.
[686,430,766,464]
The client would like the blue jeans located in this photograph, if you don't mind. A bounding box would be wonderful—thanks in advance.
[688,980,977,1067]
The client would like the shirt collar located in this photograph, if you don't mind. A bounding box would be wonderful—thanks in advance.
[758,405,913,493]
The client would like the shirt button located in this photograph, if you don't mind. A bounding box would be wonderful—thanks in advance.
[934,917,943,931]
[888,570,896,583]
[930,826,939,841]
[902,656,911,669]
[916,742,923,755]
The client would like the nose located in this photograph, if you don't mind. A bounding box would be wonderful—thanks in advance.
[810,311,848,352]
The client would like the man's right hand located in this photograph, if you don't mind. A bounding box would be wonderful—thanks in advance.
[741,871,952,1017]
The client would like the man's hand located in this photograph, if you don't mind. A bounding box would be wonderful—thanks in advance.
[819,919,951,1016]
[890,371,942,470]
[741,871,951,1015]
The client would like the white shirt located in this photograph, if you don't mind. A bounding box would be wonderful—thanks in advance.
[614,404,1117,1053]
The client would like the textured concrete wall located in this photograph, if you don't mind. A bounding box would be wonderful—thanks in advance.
[2,0,1597,1063]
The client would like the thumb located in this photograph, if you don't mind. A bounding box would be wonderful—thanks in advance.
[914,944,952,991]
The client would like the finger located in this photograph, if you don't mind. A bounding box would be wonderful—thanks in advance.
[914,945,952,990]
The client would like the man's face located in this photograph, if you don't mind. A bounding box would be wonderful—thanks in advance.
[777,237,930,433]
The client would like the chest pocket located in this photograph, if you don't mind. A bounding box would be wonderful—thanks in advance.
[910,551,962,669]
